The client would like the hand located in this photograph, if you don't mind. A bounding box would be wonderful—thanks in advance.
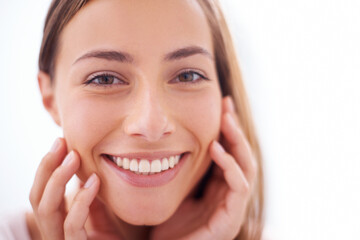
[150,96,258,240]
[29,138,119,240]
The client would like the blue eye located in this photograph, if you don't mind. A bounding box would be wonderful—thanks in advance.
[175,71,209,83]
[85,73,127,86]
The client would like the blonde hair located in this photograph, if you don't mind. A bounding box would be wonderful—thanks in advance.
[197,1,264,239]
[39,0,264,239]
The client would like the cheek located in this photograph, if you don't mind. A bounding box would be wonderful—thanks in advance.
[170,87,222,195]
[60,95,119,178]
[174,89,222,148]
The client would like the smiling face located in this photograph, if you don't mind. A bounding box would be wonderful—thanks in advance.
[44,0,222,225]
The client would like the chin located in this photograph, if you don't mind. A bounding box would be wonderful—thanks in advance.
[110,199,177,226]
[122,212,171,226]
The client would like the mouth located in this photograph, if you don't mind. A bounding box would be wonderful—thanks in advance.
[102,153,184,175]
[101,152,189,187]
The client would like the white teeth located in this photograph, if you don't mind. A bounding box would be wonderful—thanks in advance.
[110,154,182,174]
[174,155,180,164]
[130,159,138,171]
[139,159,150,173]
[123,158,130,170]
[116,157,122,167]
[151,160,162,173]
[169,156,175,168]
[161,158,169,170]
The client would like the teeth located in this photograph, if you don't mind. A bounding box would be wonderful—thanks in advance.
[116,157,122,167]
[174,155,180,164]
[109,154,183,174]
[161,158,169,170]
[139,159,150,173]
[169,156,175,168]
[130,159,138,171]
[123,158,130,170]
[151,160,162,173]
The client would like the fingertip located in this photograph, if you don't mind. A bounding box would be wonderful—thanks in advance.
[50,137,67,154]
[50,138,61,153]
[212,140,225,154]
[210,141,228,168]
[61,151,74,166]
[60,151,81,175]
[224,112,236,128]
[84,173,99,189]
[223,95,235,113]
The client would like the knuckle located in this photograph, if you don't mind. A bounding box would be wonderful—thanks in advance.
[64,217,76,234]
[37,204,51,218]
[29,189,38,207]
[39,152,53,168]
[51,168,64,182]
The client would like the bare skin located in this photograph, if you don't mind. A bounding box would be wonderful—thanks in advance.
[29,0,257,239]
[28,97,257,240]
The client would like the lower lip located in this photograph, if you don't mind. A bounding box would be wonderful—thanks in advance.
[102,153,188,187]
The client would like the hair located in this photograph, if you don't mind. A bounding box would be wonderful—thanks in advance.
[39,0,264,239]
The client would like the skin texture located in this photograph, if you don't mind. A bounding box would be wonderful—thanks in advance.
[30,0,257,239]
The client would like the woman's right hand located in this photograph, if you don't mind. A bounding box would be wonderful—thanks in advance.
[29,138,102,240]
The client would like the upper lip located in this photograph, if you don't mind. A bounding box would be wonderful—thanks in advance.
[104,151,186,161]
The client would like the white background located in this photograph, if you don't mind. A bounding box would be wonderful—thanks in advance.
[1,0,359,239]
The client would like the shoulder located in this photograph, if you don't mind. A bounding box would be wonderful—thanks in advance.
[0,211,32,240]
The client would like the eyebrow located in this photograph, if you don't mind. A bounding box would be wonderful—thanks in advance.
[73,46,213,65]
[73,50,134,65]
[163,46,213,61]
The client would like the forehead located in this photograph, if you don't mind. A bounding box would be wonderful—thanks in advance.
[58,0,213,65]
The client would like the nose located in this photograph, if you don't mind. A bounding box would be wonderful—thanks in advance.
[123,85,175,142]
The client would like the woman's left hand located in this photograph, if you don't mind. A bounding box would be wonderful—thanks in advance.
[150,96,258,240]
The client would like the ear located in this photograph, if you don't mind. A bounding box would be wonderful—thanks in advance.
[38,71,61,126]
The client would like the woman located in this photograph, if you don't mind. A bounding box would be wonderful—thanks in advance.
[3,0,264,239]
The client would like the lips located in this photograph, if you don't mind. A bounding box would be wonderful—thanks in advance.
[101,152,189,187]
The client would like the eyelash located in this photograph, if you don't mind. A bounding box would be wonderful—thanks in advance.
[172,70,209,85]
[84,70,209,88]
[84,72,127,88]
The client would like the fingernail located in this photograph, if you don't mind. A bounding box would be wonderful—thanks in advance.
[84,173,96,189]
[50,138,60,153]
[213,141,225,153]
[62,151,74,166]
[226,113,237,127]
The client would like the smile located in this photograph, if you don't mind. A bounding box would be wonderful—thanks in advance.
[104,154,182,175]
[101,152,189,187]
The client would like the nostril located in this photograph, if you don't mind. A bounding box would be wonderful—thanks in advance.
[123,114,175,141]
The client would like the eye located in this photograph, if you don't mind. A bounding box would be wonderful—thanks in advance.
[173,70,209,84]
[85,73,128,87]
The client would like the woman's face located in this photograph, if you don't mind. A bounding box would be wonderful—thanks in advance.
[49,0,222,225]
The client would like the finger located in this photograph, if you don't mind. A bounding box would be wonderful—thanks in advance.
[210,141,249,194]
[208,141,250,238]
[36,151,80,239]
[222,95,235,114]
[221,112,257,183]
[222,96,240,125]
[39,151,80,212]
[29,138,67,207]
[64,173,100,240]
